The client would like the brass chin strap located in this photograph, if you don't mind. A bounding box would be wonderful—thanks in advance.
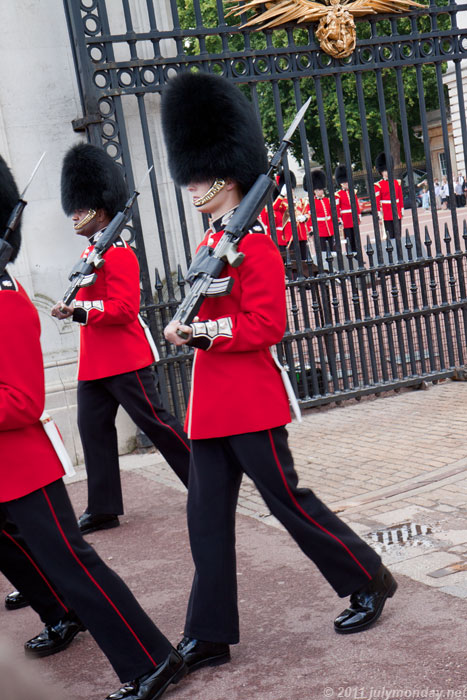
[74,209,97,230]
[194,179,226,208]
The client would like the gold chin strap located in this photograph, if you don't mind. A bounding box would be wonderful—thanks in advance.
[74,209,97,230]
[194,179,226,208]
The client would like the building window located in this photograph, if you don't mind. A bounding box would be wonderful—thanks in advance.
[439,152,447,177]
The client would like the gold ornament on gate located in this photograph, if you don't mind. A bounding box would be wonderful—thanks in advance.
[226,0,424,59]
[315,0,357,58]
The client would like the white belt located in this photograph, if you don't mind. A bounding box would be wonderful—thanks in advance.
[317,216,331,221]
[138,314,160,363]
[40,412,75,477]
[381,199,399,204]
[340,209,352,213]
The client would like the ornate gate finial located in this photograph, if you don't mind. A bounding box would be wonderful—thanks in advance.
[226,0,424,59]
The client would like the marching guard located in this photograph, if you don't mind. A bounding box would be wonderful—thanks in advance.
[374,152,403,239]
[334,164,361,252]
[305,169,336,252]
[0,153,188,700]
[51,144,190,534]
[261,173,290,261]
[280,171,310,265]
[161,71,397,674]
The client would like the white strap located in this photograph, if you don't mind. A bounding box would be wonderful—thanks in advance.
[138,314,160,363]
[40,412,76,477]
[269,348,302,423]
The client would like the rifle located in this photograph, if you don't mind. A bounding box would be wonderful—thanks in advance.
[61,166,153,306]
[173,98,311,337]
[0,153,46,275]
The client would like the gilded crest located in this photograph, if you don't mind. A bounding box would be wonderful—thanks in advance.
[226,0,424,59]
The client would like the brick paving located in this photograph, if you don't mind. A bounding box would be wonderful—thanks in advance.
[84,377,467,600]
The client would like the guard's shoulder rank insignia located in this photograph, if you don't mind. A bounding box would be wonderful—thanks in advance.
[0,271,18,291]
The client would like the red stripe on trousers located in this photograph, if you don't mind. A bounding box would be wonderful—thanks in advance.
[40,488,157,667]
[267,430,373,581]
[1,528,69,613]
[135,370,191,452]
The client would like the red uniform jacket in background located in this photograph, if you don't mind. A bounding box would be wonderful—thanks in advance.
[75,237,153,381]
[0,273,64,502]
[335,189,361,228]
[282,197,310,244]
[306,197,335,238]
[269,196,291,246]
[374,179,403,220]
[185,226,291,440]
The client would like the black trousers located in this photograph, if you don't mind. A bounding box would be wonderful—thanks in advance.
[3,479,172,682]
[317,235,335,252]
[343,227,357,252]
[185,427,381,644]
[0,518,68,625]
[78,366,190,514]
[383,219,401,239]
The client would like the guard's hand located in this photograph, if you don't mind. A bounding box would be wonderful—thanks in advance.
[164,319,193,346]
[51,301,74,320]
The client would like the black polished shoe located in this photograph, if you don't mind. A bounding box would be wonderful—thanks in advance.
[78,512,120,535]
[334,564,398,634]
[106,649,187,700]
[176,636,230,673]
[5,590,29,611]
[24,612,86,657]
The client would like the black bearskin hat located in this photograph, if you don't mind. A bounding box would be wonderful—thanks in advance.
[0,154,21,262]
[334,164,348,186]
[278,170,297,190]
[161,71,268,195]
[304,169,326,193]
[375,152,393,174]
[61,143,128,218]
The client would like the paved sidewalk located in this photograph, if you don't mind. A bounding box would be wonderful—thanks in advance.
[114,378,467,601]
[1,379,466,699]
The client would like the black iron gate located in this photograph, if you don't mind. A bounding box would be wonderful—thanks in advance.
[63,0,467,420]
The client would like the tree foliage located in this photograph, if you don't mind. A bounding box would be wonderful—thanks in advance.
[175,0,450,171]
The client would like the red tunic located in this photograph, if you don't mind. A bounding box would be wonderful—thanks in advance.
[272,196,291,246]
[374,179,403,220]
[74,237,153,381]
[185,226,291,440]
[306,197,335,238]
[335,189,361,228]
[0,272,64,502]
[283,197,310,243]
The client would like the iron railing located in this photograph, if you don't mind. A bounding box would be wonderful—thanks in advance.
[63,0,467,420]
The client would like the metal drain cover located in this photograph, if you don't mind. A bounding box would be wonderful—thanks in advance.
[368,522,432,549]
